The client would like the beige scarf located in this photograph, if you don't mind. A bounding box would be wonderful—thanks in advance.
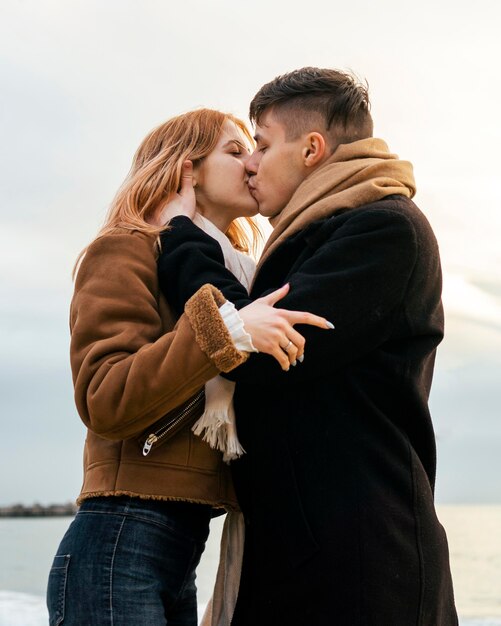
[256,137,416,273]
[191,214,255,462]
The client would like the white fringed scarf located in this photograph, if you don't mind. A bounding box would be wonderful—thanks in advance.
[192,214,252,626]
[191,213,255,462]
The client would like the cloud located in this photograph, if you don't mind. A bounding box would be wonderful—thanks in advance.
[1,0,500,505]
[443,273,501,333]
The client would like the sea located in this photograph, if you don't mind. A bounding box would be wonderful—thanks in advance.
[0,505,500,625]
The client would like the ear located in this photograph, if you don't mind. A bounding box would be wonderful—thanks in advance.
[301,132,326,168]
[191,160,202,188]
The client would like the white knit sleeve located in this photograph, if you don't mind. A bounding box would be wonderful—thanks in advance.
[219,301,258,353]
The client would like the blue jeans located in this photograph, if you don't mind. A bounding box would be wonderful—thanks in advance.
[46,496,212,625]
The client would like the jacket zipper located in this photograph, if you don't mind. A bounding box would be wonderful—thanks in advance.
[142,391,205,456]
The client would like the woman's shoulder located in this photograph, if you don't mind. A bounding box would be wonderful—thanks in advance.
[85,228,159,262]
[90,227,157,248]
[76,228,160,286]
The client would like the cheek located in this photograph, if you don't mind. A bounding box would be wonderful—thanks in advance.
[263,151,289,183]
[271,158,298,201]
[206,162,247,206]
[204,161,236,195]
[224,163,246,196]
[221,155,244,178]
[259,156,280,198]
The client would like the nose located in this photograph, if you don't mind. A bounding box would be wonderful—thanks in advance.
[245,149,260,176]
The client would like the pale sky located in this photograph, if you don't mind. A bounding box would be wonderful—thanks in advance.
[0,0,500,505]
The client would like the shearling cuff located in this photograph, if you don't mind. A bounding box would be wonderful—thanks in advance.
[185,284,249,372]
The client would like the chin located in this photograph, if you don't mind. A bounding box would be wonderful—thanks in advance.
[258,206,278,218]
[260,198,287,218]
[230,205,257,220]
[240,198,259,218]
[239,207,259,219]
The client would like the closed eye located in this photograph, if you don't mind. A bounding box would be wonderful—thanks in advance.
[225,139,249,157]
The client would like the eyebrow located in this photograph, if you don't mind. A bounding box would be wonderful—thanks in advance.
[222,139,248,150]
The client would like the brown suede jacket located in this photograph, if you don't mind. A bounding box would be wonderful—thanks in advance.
[70,228,246,509]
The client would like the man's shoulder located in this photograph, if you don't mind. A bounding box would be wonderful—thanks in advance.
[308,195,420,239]
[298,195,438,264]
[345,196,440,266]
[349,195,431,230]
[330,194,437,245]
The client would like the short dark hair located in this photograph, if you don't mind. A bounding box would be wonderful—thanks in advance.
[249,67,373,149]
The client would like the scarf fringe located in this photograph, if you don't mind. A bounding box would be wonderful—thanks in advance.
[192,409,246,463]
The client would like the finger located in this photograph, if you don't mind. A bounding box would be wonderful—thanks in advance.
[283,340,299,366]
[266,339,290,372]
[179,160,194,196]
[270,345,290,371]
[280,310,334,329]
[260,283,290,306]
[284,328,305,360]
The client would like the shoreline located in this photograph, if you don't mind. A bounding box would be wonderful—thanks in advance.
[0,503,77,518]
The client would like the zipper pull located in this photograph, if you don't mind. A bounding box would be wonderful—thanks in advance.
[143,434,158,456]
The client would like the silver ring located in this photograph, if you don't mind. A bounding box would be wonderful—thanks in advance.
[282,340,293,352]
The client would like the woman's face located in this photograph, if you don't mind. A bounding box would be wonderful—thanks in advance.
[194,120,258,230]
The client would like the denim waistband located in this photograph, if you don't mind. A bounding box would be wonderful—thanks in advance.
[78,496,212,541]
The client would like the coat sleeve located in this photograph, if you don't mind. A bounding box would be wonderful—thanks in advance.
[156,209,422,384]
[70,231,248,440]
[158,217,252,314]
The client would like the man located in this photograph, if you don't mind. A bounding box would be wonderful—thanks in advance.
[158,68,457,625]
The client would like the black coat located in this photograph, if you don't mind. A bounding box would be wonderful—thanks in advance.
[158,196,458,626]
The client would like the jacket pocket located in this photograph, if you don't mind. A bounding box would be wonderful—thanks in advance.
[137,390,205,456]
[47,554,70,625]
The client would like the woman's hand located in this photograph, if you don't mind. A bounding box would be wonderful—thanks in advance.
[239,284,334,371]
[149,161,197,227]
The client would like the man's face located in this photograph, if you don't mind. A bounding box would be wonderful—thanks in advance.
[246,111,308,218]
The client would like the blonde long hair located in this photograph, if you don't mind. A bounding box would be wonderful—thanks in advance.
[74,109,261,276]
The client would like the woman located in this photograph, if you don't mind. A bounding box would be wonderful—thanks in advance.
[46,108,330,626]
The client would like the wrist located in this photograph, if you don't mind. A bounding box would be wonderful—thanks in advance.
[219,301,258,353]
